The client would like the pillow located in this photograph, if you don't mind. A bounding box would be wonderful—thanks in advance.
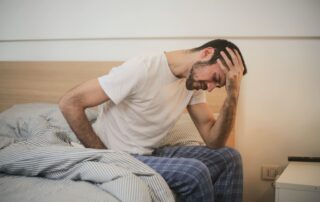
[159,112,219,147]
[0,103,58,120]
[0,103,59,140]
[0,103,98,143]
[0,103,97,125]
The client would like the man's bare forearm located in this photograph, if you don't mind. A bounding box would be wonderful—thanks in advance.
[205,47,244,148]
[207,95,238,148]
[60,105,106,149]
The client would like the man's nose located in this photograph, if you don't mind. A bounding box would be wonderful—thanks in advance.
[207,83,215,92]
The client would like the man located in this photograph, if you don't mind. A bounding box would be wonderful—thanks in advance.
[59,39,247,202]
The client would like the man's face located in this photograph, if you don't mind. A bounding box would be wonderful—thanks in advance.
[186,61,226,92]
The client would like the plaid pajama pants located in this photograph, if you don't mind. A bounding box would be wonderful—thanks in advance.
[134,146,243,202]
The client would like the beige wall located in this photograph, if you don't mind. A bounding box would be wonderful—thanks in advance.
[236,39,320,202]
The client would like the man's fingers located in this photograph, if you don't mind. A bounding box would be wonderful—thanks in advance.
[226,47,239,66]
[217,59,229,74]
[219,47,245,76]
[220,50,233,69]
[235,49,245,73]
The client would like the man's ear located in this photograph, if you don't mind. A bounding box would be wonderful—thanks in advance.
[200,47,215,61]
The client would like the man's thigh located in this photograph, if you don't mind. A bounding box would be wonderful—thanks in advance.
[151,146,243,202]
[134,155,211,186]
[154,146,240,163]
[153,146,242,180]
[134,155,214,201]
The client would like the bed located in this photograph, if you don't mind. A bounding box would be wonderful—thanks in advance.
[0,61,235,201]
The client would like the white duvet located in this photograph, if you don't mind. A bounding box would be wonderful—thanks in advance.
[0,103,174,202]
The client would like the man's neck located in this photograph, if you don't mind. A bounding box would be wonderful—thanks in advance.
[164,49,199,78]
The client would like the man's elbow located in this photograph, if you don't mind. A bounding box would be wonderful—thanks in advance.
[58,93,77,114]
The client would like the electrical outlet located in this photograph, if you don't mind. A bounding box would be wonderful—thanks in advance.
[261,165,282,180]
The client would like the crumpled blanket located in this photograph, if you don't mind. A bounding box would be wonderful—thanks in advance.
[0,103,175,202]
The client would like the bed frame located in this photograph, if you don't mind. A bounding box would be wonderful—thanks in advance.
[0,61,234,147]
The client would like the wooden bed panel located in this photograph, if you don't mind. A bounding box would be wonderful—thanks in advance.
[0,61,119,111]
[0,61,233,147]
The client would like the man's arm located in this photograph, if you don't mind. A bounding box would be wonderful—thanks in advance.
[59,78,109,149]
[187,98,238,148]
[187,48,244,148]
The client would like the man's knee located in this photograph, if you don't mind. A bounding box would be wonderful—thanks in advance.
[224,147,241,161]
[203,147,242,169]
[218,147,242,169]
[174,159,211,185]
[176,159,213,194]
[188,158,211,180]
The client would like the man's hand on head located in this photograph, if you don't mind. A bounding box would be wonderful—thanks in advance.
[217,47,245,100]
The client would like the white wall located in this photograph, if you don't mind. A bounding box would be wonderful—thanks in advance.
[1,0,320,61]
[1,1,320,201]
[1,0,319,40]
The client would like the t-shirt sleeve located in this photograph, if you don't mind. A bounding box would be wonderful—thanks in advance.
[188,90,207,105]
[98,59,146,105]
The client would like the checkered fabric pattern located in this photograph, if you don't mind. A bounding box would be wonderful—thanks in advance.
[134,146,243,202]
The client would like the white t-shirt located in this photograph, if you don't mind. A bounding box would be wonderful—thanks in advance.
[93,52,206,154]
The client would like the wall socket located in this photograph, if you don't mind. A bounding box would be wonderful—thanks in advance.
[261,165,282,180]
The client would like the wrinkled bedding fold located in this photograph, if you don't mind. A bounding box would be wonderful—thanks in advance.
[0,104,174,202]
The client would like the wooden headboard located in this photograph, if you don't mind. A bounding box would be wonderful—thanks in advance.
[0,61,233,146]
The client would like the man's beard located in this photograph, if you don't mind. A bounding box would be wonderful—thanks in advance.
[186,62,208,91]
[186,77,208,90]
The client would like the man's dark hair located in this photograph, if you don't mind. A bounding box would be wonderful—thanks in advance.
[191,39,247,75]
